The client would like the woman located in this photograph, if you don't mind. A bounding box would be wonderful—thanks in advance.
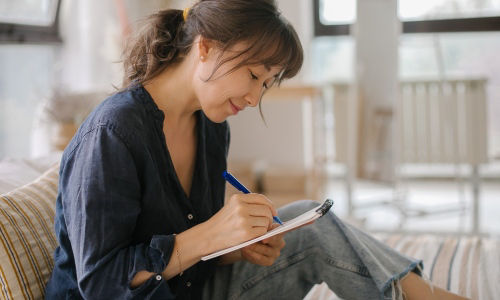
[46,1,469,299]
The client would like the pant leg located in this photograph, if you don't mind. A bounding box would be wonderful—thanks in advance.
[203,200,423,300]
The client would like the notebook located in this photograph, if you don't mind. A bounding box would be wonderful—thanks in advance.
[201,199,334,261]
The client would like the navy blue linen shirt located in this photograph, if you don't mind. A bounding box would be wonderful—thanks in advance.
[45,85,230,299]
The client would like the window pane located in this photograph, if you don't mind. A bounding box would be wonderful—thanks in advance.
[319,0,500,24]
[309,36,355,82]
[0,0,58,26]
[320,0,356,24]
[399,0,500,21]
[0,45,58,158]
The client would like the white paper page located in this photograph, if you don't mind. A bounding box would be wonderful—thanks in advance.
[201,204,322,261]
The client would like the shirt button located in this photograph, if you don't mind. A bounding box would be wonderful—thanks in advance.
[186,281,191,287]
[155,275,162,281]
[187,214,194,220]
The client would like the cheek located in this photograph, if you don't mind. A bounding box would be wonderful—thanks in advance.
[196,81,229,107]
[196,76,244,106]
[193,80,231,122]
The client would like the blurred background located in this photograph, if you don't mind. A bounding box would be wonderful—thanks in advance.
[1,0,499,236]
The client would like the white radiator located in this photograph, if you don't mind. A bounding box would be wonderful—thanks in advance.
[321,79,489,167]
[399,79,488,165]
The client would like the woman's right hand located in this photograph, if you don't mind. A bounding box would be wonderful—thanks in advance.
[204,193,277,252]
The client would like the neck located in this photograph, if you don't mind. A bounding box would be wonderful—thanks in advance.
[144,55,200,129]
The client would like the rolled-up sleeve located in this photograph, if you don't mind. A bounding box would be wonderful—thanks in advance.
[61,124,175,299]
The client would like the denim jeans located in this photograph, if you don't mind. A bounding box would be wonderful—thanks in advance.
[202,200,423,300]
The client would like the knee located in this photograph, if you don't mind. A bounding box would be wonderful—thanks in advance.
[278,199,321,221]
[293,199,320,210]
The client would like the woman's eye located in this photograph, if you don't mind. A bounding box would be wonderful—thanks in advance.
[264,78,276,89]
[250,70,273,89]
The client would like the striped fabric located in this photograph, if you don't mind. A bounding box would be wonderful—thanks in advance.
[305,233,499,300]
[0,164,59,300]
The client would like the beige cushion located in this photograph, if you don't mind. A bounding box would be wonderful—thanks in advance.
[0,164,59,300]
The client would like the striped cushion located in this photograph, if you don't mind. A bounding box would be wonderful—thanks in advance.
[379,233,499,300]
[305,233,499,300]
[0,164,59,300]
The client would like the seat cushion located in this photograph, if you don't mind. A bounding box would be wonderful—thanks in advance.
[0,164,59,300]
[304,233,499,299]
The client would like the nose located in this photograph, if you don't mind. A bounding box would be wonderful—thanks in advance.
[244,86,263,107]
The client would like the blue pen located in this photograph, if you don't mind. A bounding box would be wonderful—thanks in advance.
[223,171,283,225]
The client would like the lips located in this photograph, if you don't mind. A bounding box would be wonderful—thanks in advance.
[229,99,242,114]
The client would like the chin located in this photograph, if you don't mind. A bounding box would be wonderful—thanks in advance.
[203,111,228,123]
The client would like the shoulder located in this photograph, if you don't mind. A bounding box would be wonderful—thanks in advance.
[87,87,152,134]
[65,86,157,157]
[83,86,157,138]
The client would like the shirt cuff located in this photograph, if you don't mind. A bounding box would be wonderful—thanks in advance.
[149,234,176,274]
[129,271,175,299]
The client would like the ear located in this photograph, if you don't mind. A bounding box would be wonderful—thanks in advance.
[197,36,217,61]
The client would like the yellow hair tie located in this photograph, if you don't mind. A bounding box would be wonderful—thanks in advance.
[183,7,190,21]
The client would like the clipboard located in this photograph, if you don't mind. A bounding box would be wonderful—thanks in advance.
[201,199,334,261]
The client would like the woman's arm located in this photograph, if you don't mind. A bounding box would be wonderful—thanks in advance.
[131,193,278,287]
[62,126,180,298]
[131,221,217,287]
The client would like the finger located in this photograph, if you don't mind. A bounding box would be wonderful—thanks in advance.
[272,236,286,250]
[246,203,273,218]
[238,194,278,217]
[269,223,281,230]
[262,233,285,246]
[262,223,282,244]
[246,203,273,221]
[244,248,274,266]
[248,242,280,258]
[248,226,268,239]
[248,216,271,229]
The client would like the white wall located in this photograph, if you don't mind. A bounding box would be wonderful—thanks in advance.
[227,0,315,170]
[227,99,312,169]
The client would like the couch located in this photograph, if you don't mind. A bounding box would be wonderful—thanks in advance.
[0,155,498,299]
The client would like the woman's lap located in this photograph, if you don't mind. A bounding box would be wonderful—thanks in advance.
[202,200,423,300]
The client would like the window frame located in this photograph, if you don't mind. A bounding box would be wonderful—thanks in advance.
[313,0,500,36]
[0,0,62,43]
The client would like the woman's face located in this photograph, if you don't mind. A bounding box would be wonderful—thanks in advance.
[193,41,282,123]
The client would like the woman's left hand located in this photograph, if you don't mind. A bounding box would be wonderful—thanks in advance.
[241,223,286,266]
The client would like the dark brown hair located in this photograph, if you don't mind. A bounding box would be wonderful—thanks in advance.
[123,0,303,87]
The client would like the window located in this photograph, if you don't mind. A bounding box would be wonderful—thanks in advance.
[319,0,356,24]
[0,0,62,158]
[314,0,500,35]
[0,0,61,43]
[312,0,500,156]
[399,0,500,21]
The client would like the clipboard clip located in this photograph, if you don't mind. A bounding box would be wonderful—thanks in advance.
[315,199,334,216]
